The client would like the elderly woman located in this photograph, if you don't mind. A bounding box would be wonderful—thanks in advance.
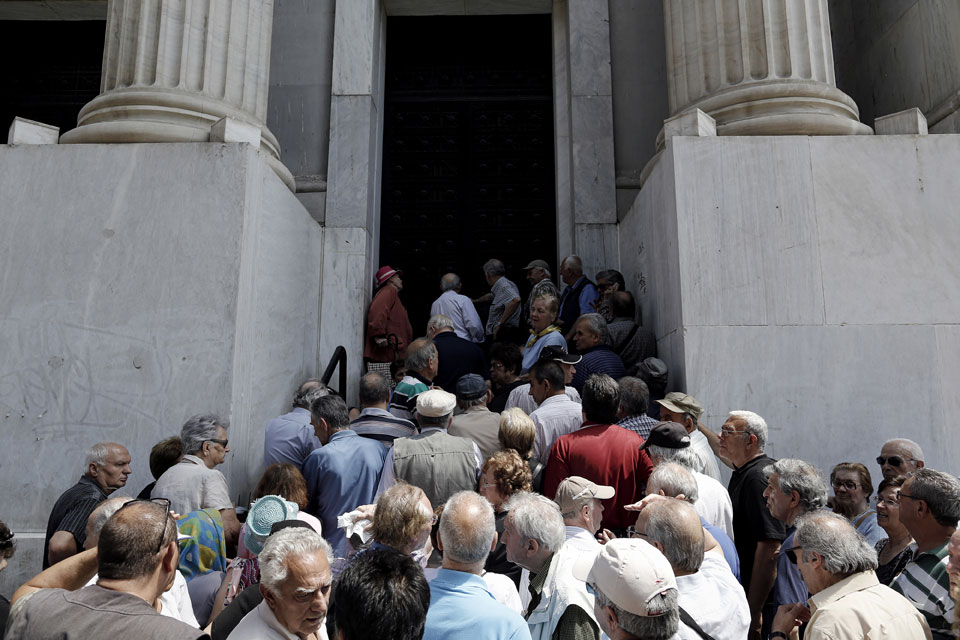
[830,461,886,546]
[479,449,532,586]
[521,293,566,374]
[498,407,544,492]
[875,475,914,585]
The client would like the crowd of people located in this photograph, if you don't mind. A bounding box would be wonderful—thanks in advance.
[3,255,960,640]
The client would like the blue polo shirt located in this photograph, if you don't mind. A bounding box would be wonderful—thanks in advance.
[423,569,531,640]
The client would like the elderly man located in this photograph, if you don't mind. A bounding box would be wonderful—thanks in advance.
[43,442,132,568]
[569,314,626,394]
[555,477,613,553]
[616,376,657,440]
[948,529,960,605]
[770,511,931,640]
[633,498,750,640]
[607,292,656,374]
[326,548,431,640]
[545,374,653,534]
[263,379,327,471]
[228,527,333,640]
[449,373,501,462]
[474,258,522,343]
[878,438,926,481]
[377,389,481,508]
[364,265,413,376]
[389,337,438,421]
[303,395,387,556]
[430,273,485,343]
[892,468,960,637]
[762,458,829,627]
[427,314,488,392]
[528,360,586,464]
[349,371,417,446]
[656,392,721,481]
[557,256,599,343]
[152,416,240,543]
[718,410,785,640]
[424,492,531,640]
[523,259,558,320]
[506,345,582,415]
[640,423,734,541]
[571,538,680,640]
[489,342,525,413]
[8,500,207,639]
[831,461,887,545]
[501,492,600,639]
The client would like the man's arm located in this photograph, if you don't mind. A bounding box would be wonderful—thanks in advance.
[13,547,98,605]
[47,530,79,567]
[747,540,781,640]
[462,299,486,343]
[697,420,735,469]
[473,292,493,305]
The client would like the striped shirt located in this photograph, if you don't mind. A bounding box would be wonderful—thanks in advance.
[388,374,431,421]
[617,413,658,440]
[486,277,521,335]
[892,540,955,637]
[43,476,108,568]
[530,393,586,464]
[351,407,418,447]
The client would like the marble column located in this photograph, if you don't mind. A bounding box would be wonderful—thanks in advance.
[60,0,293,189]
[661,0,871,144]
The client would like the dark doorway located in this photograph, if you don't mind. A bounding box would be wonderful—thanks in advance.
[380,15,557,336]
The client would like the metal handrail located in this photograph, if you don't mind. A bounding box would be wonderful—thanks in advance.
[321,345,347,398]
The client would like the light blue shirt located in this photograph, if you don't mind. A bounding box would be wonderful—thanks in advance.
[423,569,531,640]
[521,331,567,374]
[302,430,387,557]
[854,508,888,546]
[263,407,322,471]
[431,290,485,343]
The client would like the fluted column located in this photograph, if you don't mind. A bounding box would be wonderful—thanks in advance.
[60,0,293,189]
[660,0,871,145]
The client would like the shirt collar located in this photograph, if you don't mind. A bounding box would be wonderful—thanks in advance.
[411,371,433,386]
[528,554,555,594]
[78,475,109,498]
[256,599,302,640]
[808,570,880,613]
[328,429,356,443]
[358,407,393,418]
[181,454,204,466]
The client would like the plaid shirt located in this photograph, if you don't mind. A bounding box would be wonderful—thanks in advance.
[617,413,658,440]
[892,540,956,637]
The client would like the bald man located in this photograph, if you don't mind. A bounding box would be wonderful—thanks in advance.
[877,438,925,481]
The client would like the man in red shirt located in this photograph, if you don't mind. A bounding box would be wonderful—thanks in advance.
[544,373,654,536]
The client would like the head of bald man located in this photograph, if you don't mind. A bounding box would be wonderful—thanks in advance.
[437,491,497,571]
[633,499,705,576]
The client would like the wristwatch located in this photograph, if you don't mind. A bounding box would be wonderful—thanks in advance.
[768,632,789,640]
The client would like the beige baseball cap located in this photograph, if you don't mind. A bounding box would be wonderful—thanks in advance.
[554,476,615,514]
[572,538,678,617]
[416,389,457,417]
[656,392,703,421]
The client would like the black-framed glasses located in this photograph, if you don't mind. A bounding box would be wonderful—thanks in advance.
[898,492,919,502]
[876,455,913,467]
[831,480,859,491]
[207,438,229,448]
[626,526,647,539]
[117,498,172,554]
[874,494,900,508]
[785,545,803,565]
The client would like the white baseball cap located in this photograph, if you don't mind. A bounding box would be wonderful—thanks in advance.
[572,538,677,617]
[416,389,457,417]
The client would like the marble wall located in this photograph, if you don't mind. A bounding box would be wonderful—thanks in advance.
[620,134,960,478]
[0,142,322,594]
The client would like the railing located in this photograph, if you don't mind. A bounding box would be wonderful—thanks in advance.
[321,345,347,398]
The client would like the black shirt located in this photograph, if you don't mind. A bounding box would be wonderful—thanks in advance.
[728,454,786,593]
[433,331,488,392]
[489,380,525,413]
[43,476,108,568]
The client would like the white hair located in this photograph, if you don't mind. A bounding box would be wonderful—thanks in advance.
[503,492,565,553]
[259,528,333,596]
[728,410,768,450]
[84,443,112,471]
[646,445,702,472]
[881,438,924,462]
[440,492,496,564]
[647,463,699,504]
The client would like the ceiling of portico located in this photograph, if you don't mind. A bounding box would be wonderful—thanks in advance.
[0,0,106,20]
[384,0,550,16]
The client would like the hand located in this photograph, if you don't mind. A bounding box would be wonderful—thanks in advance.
[353,503,376,527]
[597,529,616,544]
[771,603,810,636]
[375,337,388,348]
[623,493,680,512]
[493,325,501,339]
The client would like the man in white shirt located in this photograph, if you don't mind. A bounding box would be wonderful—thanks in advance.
[554,476,613,552]
[505,346,581,416]
[430,273,485,343]
[656,392,721,481]
[528,359,585,464]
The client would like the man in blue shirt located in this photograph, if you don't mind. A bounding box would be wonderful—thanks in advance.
[569,314,625,394]
[303,394,387,556]
[558,255,599,343]
[424,491,531,640]
[263,379,327,471]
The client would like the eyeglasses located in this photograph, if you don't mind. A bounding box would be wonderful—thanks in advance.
[832,480,860,491]
[626,526,647,539]
[874,495,900,507]
[117,498,172,554]
[430,514,439,526]
[586,582,598,597]
[898,492,919,502]
[719,427,749,438]
[785,545,803,565]
[876,455,913,467]
[206,438,229,448]
[490,362,505,370]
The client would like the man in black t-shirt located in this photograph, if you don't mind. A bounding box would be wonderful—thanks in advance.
[719,410,786,640]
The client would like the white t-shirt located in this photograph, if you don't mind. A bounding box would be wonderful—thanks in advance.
[691,470,735,541]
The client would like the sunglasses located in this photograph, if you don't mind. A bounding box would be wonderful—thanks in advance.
[876,455,912,467]
[785,545,803,565]
[117,498,172,554]
[207,438,229,448]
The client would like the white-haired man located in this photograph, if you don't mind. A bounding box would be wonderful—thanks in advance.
[557,256,599,343]
[501,492,600,639]
[229,527,333,640]
[770,511,931,640]
[430,273,485,343]
[718,410,785,640]
[877,438,925,481]
[423,492,531,640]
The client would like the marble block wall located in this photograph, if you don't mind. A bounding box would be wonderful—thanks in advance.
[0,142,322,594]
[621,134,960,478]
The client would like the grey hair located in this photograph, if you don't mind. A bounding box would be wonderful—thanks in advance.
[181,415,227,455]
[440,273,461,292]
[358,372,391,406]
[561,255,584,275]
[643,500,704,573]
[457,396,487,410]
[763,459,828,514]
[440,492,496,564]
[259,527,334,596]
[427,315,455,332]
[795,511,878,576]
[293,379,328,409]
[482,259,506,277]
[647,463,699,504]
[405,338,437,372]
[646,445,702,474]
[87,496,133,540]
[594,587,679,639]
[84,443,113,471]
[576,313,611,346]
[906,468,960,526]
[416,413,451,429]
[618,377,650,416]
[503,492,565,553]
[882,438,925,462]
[727,410,768,450]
